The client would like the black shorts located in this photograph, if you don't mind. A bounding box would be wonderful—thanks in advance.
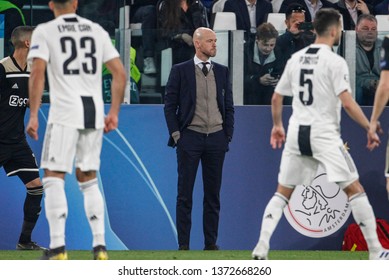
[0,139,40,184]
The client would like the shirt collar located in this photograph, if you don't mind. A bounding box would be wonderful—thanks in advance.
[194,55,211,66]
[246,0,257,7]
[253,42,276,65]
[304,0,323,8]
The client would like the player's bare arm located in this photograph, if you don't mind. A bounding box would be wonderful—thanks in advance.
[26,58,46,140]
[370,70,389,136]
[270,92,286,149]
[338,90,380,150]
[104,57,126,133]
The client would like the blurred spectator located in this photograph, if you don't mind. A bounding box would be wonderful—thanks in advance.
[130,0,158,74]
[0,0,25,57]
[279,0,336,22]
[202,0,214,8]
[355,14,381,105]
[276,4,315,71]
[336,0,373,30]
[158,0,209,64]
[244,23,283,105]
[78,0,118,35]
[223,0,272,40]
[201,0,214,19]
[374,0,389,14]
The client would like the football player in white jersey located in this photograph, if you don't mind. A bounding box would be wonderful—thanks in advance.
[369,36,389,201]
[252,8,389,260]
[26,0,126,260]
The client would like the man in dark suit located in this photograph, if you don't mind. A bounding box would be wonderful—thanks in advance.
[223,0,272,35]
[164,27,234,250]
[279,0,336,22]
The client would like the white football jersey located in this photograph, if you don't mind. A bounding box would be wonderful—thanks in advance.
[276,44,351,134]
[28,14,120,129]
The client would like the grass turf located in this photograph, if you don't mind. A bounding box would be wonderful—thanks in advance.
[0,250,369,260]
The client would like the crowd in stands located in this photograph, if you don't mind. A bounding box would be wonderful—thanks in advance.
[127,0,389,106]
[2,0,388,106]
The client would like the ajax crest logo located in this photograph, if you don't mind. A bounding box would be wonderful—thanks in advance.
[284,167,351,238]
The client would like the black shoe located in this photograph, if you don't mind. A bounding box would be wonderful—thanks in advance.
[16,241,46,251]
[40,246,67,260]
[204,244,219,250]
[178,245,189,250]
[93,245,108,260]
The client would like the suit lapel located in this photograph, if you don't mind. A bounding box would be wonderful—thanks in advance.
[187,61,196,102]
[238,0,251,30]
[212,62,223,106]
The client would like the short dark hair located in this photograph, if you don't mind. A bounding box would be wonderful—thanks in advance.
[52,0,72,3]
[356,14,377,27]
[10,26,34,48]
[285,3,306,20]
[313,8,341,36]
[256,23,278,42]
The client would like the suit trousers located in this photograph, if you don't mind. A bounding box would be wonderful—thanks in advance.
[176,128,228,247]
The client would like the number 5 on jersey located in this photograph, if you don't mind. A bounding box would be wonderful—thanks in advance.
[299,69,314,106]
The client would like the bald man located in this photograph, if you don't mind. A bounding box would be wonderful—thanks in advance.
[164,27,234,250]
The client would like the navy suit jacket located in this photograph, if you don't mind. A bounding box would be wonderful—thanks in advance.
[375,0,389,14]
[164,59,234,147]
[223,0,273,32]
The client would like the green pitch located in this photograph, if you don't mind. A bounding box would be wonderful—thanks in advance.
[0,250,368,260]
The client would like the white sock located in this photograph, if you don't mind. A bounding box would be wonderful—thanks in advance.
[79,179,105,247]
[42,177,67,249]
[349,193,381,253]
[258,193,288,246]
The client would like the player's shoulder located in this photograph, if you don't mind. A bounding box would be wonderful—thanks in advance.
[0,56,15,71]
[0,56,9,64]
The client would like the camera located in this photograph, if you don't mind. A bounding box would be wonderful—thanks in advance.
[298,22,313,31]
[271,72,281,79]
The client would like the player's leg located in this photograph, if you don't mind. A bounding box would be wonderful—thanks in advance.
[40,124,78,260]
[385,139,389,200]
[342,180,389,259]
[75,128,107,260]
[76,169,107,260]
[322,143,388,259]
[3,141,45,250]
[252,150,318,259]
[18,176,44,250]
[252,185,292,260]
[41,170,67,260]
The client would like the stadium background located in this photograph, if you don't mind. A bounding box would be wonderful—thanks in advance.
[0,105,387,251]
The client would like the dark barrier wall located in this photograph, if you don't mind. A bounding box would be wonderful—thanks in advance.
[0,105,388,250]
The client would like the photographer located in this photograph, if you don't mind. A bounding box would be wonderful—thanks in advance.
[276,4,315,70]
[244,23,283,105]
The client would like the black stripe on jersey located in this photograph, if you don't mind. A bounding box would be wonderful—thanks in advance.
[298,125,313,156]
[306,48,319,54]
[81,96,96,129]
[64,17,78,22]
[339,145,356,173]
[10,56,27,72]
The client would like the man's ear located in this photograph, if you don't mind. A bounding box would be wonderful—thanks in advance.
[48,1,55,12]
[330,25,337,39]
